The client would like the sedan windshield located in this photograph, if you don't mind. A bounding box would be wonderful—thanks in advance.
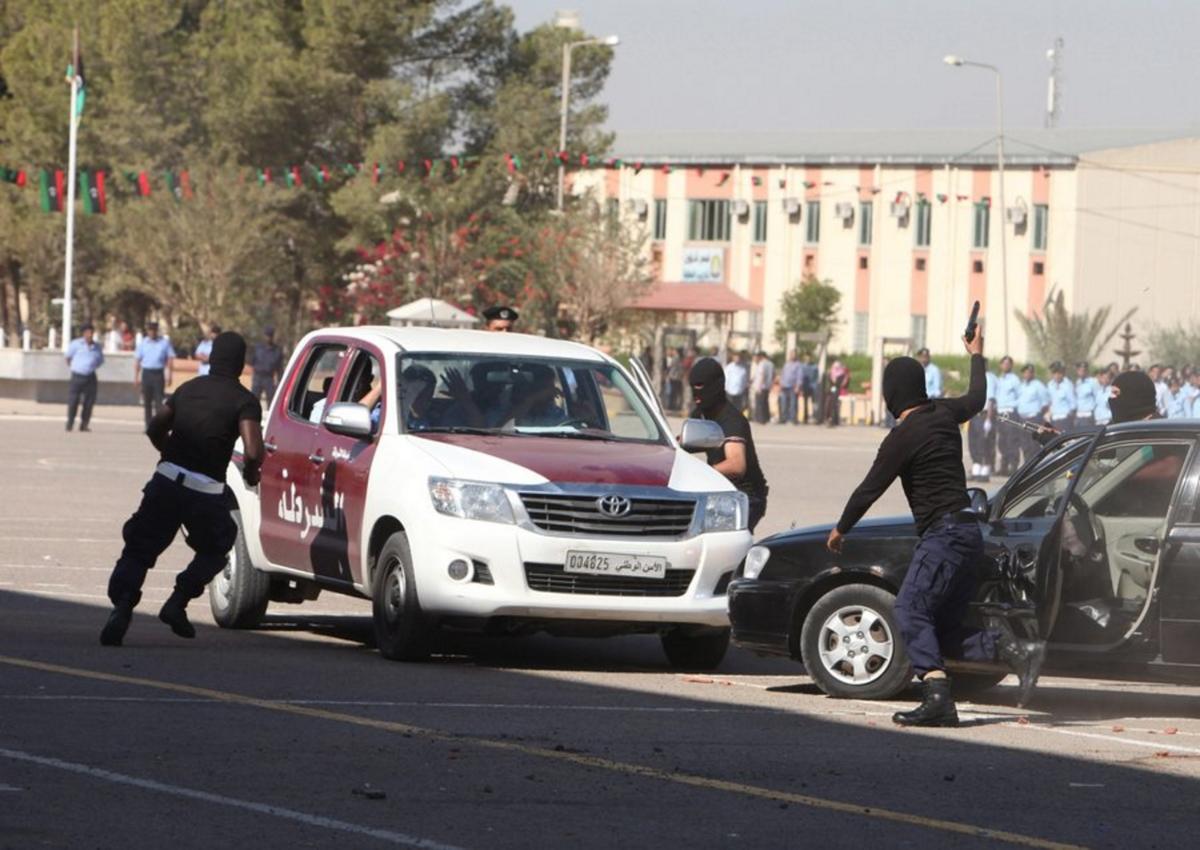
[395,353,665,444]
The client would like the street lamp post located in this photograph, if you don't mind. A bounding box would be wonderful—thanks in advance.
[557,35,619,211]
[944,55,1010,356]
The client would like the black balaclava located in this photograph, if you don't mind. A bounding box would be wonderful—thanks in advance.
[883,356,929,419]
[1110,371,1158,423]
[689,357,726,415]
[208,331,247,379]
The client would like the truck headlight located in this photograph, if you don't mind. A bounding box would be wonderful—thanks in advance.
[428,478,515,524]
[743,545,771,580]
[702,491,748,532]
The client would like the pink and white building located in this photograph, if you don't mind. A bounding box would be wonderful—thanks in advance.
[576,129,1200,361]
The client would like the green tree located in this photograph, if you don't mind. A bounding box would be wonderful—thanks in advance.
[1014,289,1137,366]
[774,274,841,348]
[1147,320,1200,368]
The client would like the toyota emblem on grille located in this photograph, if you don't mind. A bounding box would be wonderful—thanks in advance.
[596,495,633,517]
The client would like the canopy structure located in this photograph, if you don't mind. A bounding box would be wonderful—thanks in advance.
[632,282,759,314]
[386,297,480,328]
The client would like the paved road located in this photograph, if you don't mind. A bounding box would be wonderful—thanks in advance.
[2,400,1197,849]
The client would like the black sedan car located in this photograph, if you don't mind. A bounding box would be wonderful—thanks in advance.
[729,421,1200,700]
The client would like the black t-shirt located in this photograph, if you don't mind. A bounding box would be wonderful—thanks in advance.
[836,354,986,536]
[690,402,769,500]
[161,375,262,481]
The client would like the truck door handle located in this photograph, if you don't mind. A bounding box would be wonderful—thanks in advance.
[307,452,324,465]
[1134,537,1160,555]
[264,440,278,454]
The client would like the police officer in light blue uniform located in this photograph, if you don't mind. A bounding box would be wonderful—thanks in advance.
[65,322,104,432]
[1166,379,1188,419]
[193,324,220,377]
[1094,369,1114,425]
[994,356,1022,475]
[134,321,176,428]
[1047,361,1076,433]
[1073,362,1101,431]
[1016,364,1050,466]
[967,369,998,481]
[917,348,942,398]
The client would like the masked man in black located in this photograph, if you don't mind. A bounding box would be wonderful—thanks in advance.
[826,331,1045,726]
[688,357,769,532]
[100,332,265,646]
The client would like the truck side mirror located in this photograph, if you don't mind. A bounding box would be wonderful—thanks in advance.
[679,418,724,452]
[966,486,989,516]
[322,402,374,439]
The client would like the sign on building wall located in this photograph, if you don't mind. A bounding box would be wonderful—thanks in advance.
[681,247,724,283]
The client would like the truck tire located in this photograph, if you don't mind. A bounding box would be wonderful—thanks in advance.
[372,532,433,661]
[208,512,270,629]
[661,626,730,671]
[800,584,912,700]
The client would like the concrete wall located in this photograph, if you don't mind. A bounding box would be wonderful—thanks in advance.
[1073,137,1200,346]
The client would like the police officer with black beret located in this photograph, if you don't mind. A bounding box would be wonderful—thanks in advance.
[483,305,518,332]
[100,332,265,646]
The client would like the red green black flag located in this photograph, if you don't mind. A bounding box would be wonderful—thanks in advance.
[79,169,107,214]
[39,170,64,212]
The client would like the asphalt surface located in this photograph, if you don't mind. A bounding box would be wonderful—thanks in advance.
[2,399,1198,850]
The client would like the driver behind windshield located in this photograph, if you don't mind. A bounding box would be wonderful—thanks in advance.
[507,364,565,427]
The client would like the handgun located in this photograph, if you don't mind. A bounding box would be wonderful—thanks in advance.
[997,413,1059,445]
[964,300,981,343]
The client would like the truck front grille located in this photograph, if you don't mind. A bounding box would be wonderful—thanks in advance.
[518,493,696,537]
[523,563,694,597]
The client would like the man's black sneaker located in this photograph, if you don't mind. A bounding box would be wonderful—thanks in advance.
[893,677,959,727]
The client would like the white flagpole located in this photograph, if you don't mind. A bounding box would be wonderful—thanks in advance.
[61,27,79,351]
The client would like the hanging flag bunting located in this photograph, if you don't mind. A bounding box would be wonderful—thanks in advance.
[449,156,460,172]
[632,161,644,175]
[660,164,671,174]
[504,153,520,174]
[579,153,589,167]
[137,171,151,197]
[751,176,763,186]
[39,170,63,212]
[164,170,184,201]
[803,181,815,189]
[290,166,302,188]
[396,161,405,175]
[1,167,28,186]
[370,162,380,184]
[716,172,730,186]
[937,193,948,203]
[179,170,193,199]
[79,169,106,214]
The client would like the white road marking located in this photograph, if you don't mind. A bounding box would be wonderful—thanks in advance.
[0,694,770,713]
[0,784,23,791]
[1015,725,1200,757]
[0,746,463,849]
[0,413,142,427]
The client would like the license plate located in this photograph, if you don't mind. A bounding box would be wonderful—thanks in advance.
[563,551,669,579]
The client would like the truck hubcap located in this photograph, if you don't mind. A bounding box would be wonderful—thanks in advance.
[817,604,894,685]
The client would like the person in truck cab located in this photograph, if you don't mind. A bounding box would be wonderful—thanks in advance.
[100,332,264,646]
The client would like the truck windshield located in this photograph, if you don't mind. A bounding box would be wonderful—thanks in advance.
[395,354,666,444]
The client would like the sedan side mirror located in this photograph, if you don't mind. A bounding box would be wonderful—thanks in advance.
[323,402,374,439]
[679,418,725,452]
[966,486,989,516]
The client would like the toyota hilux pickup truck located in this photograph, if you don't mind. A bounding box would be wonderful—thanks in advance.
[211,326,752,668]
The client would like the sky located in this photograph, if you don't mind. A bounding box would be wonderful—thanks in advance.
[509,0,1200,133]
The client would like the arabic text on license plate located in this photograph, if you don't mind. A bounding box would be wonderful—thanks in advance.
[563,551,668,580]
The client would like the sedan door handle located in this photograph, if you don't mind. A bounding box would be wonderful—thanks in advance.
[1134,537,1161,555]
[264,440,278,454]
[307,452,324,465]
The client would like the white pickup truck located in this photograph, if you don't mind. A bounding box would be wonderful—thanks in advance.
[212,326,752,668]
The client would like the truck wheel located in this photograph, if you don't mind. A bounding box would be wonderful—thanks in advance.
[372,532,432,661]
[208,512,270,629]
[661,626,730,671]
[800,584,912,700]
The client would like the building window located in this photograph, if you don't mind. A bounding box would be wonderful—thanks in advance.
[853,311,869,353]
[858,201,873,246]
[972,202,990,249]
[915,257,927,271]
[911,315,927,351]
[805,201,821,244]
[752,200,768,243]
[914,200,932,247]
[1032,203,1049,251]
[653,199,667,241]
[972,259,984,273]
[687,199,731,241]
[858,255,868,270]
[1033,260,1045,276]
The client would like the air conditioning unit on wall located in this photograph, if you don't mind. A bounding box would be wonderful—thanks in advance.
[835,202,854,222]
[1005,204,1027,226]
[782,197,802,217]
[627,198,649,218]
[731,199,750,218]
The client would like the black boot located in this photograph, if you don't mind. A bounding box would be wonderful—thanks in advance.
[99,598,136,646]
[998,634,1046,707]
[158,590,196,639]
[893,677,959,727]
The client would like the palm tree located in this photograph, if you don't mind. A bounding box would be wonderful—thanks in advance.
[1014,288,1137,365]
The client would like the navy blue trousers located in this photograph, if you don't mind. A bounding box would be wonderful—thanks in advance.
[894,520,998,676]
[107,474,238,607]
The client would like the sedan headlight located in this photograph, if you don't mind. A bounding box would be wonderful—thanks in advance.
[428,478,515,524]
[702,491,749,532]
[743,545,771,580]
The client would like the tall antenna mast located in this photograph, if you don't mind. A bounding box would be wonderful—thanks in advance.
[1045,37,1064,129]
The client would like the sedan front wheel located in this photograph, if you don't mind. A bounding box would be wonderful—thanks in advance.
[800,584,912,699]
